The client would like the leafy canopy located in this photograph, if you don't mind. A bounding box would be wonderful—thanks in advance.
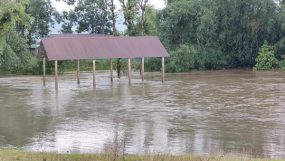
[26,0,55,45]
[75,0,111,34]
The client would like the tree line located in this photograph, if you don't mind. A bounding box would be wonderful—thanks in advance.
[1,0,285,74]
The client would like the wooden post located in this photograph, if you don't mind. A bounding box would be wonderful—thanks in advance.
[55,60,58,90]
[162,57,165,83]
[93,60,96,88]
[128,58,131,85]
[77,60,80,85]
[110,59,113,83]
[43,57,46,86]
[141,57,144,81]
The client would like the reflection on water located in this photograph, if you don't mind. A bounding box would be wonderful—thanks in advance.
[0,70,285,158]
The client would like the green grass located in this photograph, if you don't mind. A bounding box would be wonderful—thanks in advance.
[0,149,283,161]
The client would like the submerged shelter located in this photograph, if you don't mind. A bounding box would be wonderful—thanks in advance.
[40,34,169,89]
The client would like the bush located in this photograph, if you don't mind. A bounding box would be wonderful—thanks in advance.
[254,41,278,70]
[166,44,198,72]
[166,44,227,72]
[0,31,33,74]
[200,47,228,70]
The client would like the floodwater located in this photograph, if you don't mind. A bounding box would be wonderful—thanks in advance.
[0,70,285,158]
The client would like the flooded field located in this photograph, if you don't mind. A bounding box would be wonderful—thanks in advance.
[0,70,285,158]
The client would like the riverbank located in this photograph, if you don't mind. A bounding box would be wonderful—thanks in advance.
[0,150,283,161]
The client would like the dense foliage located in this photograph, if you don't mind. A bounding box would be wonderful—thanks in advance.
[26,0,55,45]
[254,41,278,70]
[1,0,285,74]
[159,0,285,72]
[75,0,112,34]
[0,0,33,74]
[1,31,29,73]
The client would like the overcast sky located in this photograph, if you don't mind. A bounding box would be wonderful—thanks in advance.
[51,0,166,12]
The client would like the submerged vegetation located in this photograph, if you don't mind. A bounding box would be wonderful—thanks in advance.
[0,150,284,161]
[2,0,285,74]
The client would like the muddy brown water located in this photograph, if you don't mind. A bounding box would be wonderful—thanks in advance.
[0,70,285,158]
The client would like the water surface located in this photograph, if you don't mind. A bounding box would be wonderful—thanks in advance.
[0,70,285,158]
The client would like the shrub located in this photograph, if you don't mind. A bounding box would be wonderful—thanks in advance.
[0,31,31,74]
[166,44,227,72]
[254,41,278,70]
[200,47,227,70]
[166,44,198,72]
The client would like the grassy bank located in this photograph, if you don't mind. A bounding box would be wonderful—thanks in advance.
[0,150,283,161]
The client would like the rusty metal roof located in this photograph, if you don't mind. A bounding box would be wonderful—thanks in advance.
[40,35,169,61]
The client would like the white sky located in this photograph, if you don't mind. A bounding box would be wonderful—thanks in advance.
[51,0,166,13]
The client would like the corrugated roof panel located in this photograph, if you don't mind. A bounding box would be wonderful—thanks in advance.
[41,35,169,61]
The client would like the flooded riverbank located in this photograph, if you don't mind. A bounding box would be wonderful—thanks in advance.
[0,70,285,158]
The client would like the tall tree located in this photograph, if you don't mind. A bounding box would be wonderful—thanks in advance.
[105,0,123,78]
[74,0,111,34]
[159,0,205,48]
[0,0,35,74]
[137,0,149,35]
[212,0,279,67]
[105,0,117,35]
[119,0,138,36]
[158,0,283,71]
[26,0,55,46]
[57,10,77,33]
[0,0,30,53]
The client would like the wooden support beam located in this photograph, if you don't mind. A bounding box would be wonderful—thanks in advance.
[77,60,80,85]
[55,60,58,90]
[43,57,46,86]
[110,59,113,83]
[162,57,165,83]
[93,60,96,88]
[141,57,144,81]
[128,58,131,85]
